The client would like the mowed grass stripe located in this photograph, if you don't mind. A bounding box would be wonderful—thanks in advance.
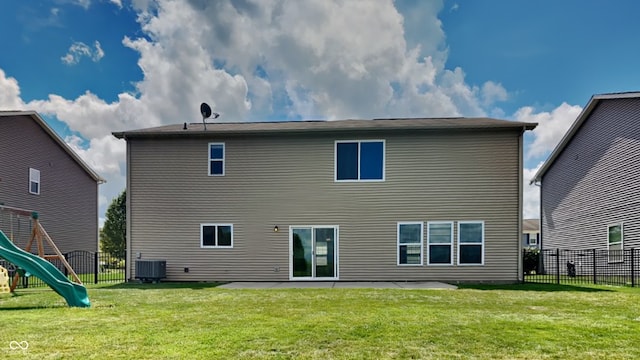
[0,283,639,359]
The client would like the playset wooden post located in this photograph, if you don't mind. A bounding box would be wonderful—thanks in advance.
[0,207,82,292]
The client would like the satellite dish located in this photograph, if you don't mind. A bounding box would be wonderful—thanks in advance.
[201,103,212,130]
[201,103,212,119]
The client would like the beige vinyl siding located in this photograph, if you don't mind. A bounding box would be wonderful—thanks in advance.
[0,115,99,253]
[128,129,521,282]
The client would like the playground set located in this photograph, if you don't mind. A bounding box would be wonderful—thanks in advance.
[0,205,90,307]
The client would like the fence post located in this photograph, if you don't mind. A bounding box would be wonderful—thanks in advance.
[631,248,636,288]
[592,248,597,285]
[522,249,525,283]
[94,252,99,284]
[555,248,560,284]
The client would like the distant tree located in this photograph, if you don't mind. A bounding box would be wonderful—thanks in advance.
[100,190,126,258]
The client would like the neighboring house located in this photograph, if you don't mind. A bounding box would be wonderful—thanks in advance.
[522,219,540,249]
[114,117,536,283]
[532,92,640,257]
[0,111,105,254]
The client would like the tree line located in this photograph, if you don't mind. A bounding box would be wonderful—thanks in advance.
[100,189,125,258]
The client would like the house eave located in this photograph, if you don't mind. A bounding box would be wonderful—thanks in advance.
[113,117,537,140]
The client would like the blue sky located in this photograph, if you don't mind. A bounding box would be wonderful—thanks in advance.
[1,0,639,223]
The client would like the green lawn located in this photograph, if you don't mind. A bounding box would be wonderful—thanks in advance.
[1,282,639,359]
[10,270,125,289]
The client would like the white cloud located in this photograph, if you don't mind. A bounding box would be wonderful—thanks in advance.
[122,0,498,120]
[523,163,544,219]
[61,41,105,65]
[2,0,527,223]
[481,81,508,106]
[515,102,582,159]
[65,134,126,225]
[71,0,91,10]
[109,0,123,8]
[514,102,583,219]
[0,69,25,109]
[94,41,105,61]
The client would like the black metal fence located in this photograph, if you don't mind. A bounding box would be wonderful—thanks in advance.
[1,251,125,289]
[524,248,640,287]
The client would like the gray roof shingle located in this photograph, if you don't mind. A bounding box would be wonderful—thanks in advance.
[113,117,537,138]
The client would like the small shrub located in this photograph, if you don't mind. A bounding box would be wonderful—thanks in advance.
[523,248,539,274]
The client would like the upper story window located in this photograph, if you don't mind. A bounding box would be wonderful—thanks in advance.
[29,168,40,195]
[335,140,385,181]
[608,223,623,263]
[208,143,225,176]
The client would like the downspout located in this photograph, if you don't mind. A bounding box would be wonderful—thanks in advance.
[532,179,544,275]
[125,138,132,282]
[518,128,524,282]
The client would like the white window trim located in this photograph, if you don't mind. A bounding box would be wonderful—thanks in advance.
[457,221,485,266]
[208,142,225,176]
[607,222,623,263]
[334,139,386,182]
[29,168,40,195]
[397,221,423,266]
[527,233,538,246]
[427,221,454,266]
[200,223,234,248]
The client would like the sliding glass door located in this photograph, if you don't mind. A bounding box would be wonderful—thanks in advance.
[291,226,338,279]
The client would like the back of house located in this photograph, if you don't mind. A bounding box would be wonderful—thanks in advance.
[114,117,535,283]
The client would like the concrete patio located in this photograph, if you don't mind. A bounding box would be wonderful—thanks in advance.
[218,281,458,289]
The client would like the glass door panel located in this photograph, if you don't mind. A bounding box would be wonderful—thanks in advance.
[292,228,312,277]
[314,227,335,278]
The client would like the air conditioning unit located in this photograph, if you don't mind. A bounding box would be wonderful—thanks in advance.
[135,259,166,282]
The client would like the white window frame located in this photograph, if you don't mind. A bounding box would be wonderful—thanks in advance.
[397,221,423,266]
[334,140,386,182]
[200,223,234,248]
[29,168,40,195]
[527,233,539,246]
[457,221,485,265]
[427,221,454,265]
[208,142,225,176]
[607,223,623,263]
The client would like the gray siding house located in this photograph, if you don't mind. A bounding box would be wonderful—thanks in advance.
[0,111,104,253]
[114,117,536,283]
[532,92,640,255]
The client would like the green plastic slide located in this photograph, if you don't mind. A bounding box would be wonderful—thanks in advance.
[0,230,90,307]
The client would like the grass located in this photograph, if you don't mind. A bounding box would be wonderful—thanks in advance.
[525,274,635,287]
[11,270,125,289]
[1,282,639,359]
